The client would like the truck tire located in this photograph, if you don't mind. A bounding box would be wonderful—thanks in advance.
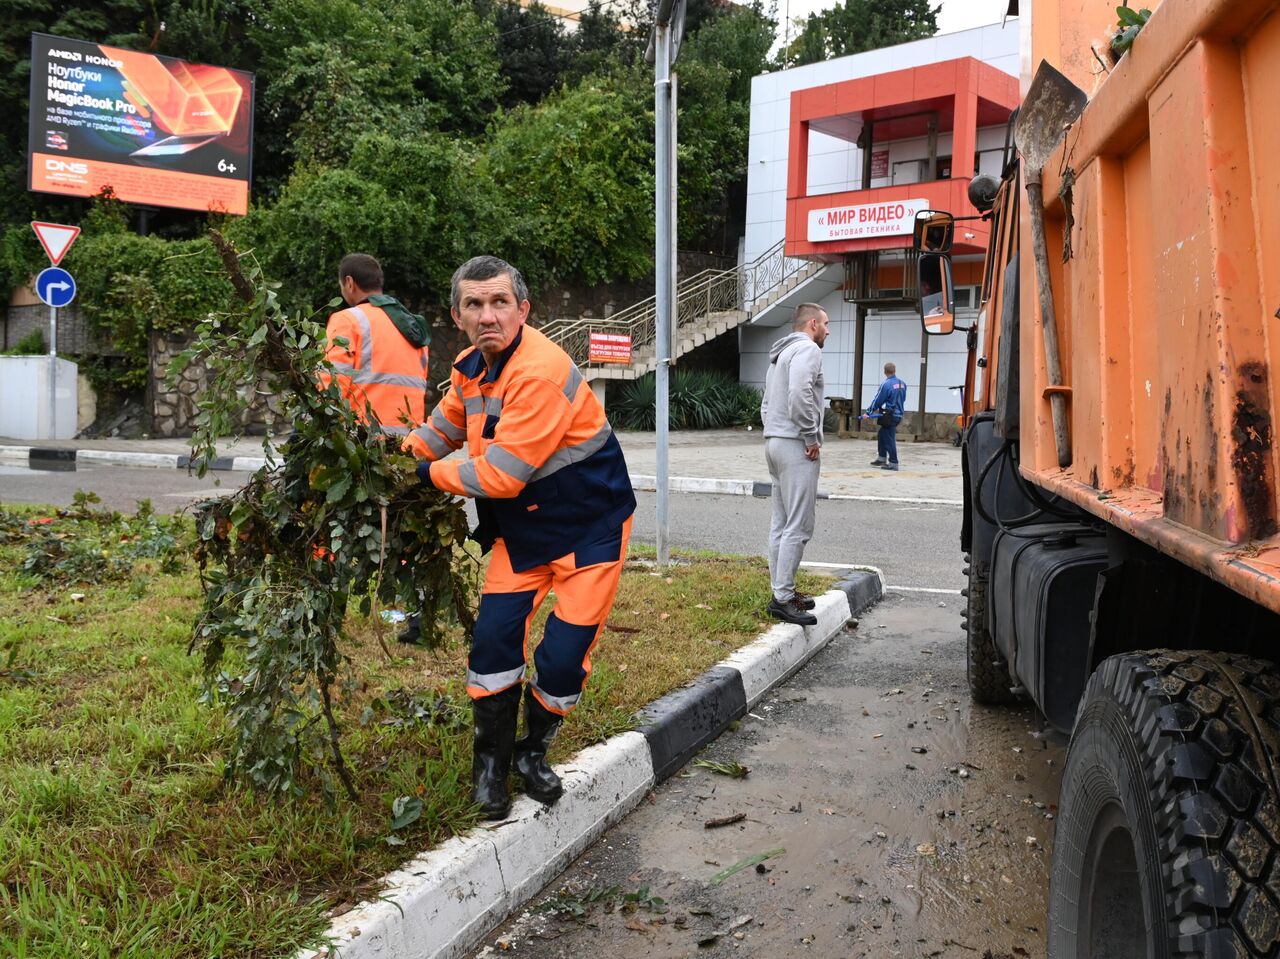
[1049,650,1280,958]
[961,553,1016,704]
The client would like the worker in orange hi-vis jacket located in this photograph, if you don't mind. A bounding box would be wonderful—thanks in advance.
[320,253,432,440]
[404,255,636,821]
[319,253,432,637]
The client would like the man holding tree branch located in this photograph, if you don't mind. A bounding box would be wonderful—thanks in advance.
[405,255,636,820]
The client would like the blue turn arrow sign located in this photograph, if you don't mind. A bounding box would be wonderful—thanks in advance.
[36,267,76,308]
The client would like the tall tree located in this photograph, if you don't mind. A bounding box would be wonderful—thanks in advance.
[238,131,483,317]
[784,0,939,66]
[567,0,650,84]
[473,0,573,109]
[481,74,654,288]
[677,2,777,253]
[251,0,504,178]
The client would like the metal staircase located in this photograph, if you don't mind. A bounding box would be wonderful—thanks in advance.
[539,239,828,381]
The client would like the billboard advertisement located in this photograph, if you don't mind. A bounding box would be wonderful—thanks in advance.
[27,33,254,215]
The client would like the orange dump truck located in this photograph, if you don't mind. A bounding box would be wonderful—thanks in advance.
[916,0,1280,953]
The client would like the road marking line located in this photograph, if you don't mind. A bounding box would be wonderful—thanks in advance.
[797,565,959,595]
[826,494,963,506]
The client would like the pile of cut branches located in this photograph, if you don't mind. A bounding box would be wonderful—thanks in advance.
[176,231,471,800]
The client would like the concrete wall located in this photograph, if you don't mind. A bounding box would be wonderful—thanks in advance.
[2,303,117,355]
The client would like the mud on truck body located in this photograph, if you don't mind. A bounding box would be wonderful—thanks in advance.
[914,0,1280,954]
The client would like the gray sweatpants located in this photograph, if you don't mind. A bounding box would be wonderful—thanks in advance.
[765,437,820,603]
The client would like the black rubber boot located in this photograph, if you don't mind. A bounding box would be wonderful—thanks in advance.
[397,613,421,646]
[514,691,564,805]
[471,685,521,820]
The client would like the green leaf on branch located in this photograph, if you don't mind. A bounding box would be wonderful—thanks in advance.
[181,230,473,802]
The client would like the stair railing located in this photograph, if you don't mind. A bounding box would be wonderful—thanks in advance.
[438,239,820,387]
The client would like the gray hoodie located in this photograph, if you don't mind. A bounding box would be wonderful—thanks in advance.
[761,331,824,447]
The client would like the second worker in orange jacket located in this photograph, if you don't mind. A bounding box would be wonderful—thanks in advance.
[321,253,432,439]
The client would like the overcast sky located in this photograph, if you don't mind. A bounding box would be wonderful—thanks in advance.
[773,0,1007,45]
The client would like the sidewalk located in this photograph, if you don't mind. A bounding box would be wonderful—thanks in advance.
[0,428,964,504]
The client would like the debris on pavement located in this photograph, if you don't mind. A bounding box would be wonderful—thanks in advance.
[710,848,785,885]
[697,913,753,947]
[693,759,750,778]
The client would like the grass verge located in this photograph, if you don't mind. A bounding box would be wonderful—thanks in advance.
[0,500,827,958]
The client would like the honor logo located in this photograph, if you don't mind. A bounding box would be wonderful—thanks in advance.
[45,159,89,175]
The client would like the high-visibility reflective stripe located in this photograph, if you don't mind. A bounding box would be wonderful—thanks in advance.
[454,384,466,403]
[462,395,485,416]
[378,424,410,436]
[432,407,466,442]
[529,422,614,482]
[411,424,453,458]
[350,306,375,370]
[532,683,580,713]
[468,664,526,693]
[485,444,536,484]
[330,363,427,390]
[562,365,583,402]
[484,396,504,417]
[458,460,487,497]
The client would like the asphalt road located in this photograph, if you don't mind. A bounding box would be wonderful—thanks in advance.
[630,491,963,591]
[0,463,250,514]
[0,465,965,592]
[470,590,1064,959]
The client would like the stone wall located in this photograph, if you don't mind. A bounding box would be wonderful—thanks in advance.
[2,303,119,355]
[150,331,288,438]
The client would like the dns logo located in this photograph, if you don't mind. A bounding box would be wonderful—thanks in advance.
[45,158,88,175]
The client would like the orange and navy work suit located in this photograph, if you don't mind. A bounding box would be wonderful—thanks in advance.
[321,301,430,435]
[405,326,636,715]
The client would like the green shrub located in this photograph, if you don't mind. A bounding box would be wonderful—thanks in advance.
[609,368,760,430]
[1,329,45,355]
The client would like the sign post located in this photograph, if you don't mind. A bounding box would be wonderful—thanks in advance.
[32,221,79,439]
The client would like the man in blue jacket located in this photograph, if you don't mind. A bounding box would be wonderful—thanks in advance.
[866,362,908,471]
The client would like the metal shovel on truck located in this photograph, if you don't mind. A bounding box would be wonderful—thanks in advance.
[913,1,1280,954]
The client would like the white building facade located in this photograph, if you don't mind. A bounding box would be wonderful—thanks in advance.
[738,24,1020,419]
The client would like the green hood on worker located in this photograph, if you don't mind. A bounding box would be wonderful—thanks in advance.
[368,294,431,348]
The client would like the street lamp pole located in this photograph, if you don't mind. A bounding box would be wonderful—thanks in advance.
[651,0,683,569]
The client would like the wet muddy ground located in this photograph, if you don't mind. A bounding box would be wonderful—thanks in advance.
[469,590,1067,959]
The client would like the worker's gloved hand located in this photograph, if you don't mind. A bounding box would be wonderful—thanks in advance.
[416,462,435,489]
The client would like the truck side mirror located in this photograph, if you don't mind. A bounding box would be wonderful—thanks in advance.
[918,252,956,335]
[913,210,954,253]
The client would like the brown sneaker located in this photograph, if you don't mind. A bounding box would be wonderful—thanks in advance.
[767,597,818,626]
[792,592,817,610]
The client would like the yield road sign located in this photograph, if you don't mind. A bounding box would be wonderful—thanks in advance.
[36,267,76,308]
[31,221,81,266]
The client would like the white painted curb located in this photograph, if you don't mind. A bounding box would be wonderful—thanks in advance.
[721,589,852,707]
[76,449,180,470]
[302,732,655,959]
[295,578,871,959]
[0,445,31,466]
[630,473,754,496]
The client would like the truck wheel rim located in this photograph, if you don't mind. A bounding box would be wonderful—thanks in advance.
[1081,802,1148,959]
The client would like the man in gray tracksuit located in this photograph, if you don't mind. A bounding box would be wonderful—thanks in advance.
[760,302,829,626]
